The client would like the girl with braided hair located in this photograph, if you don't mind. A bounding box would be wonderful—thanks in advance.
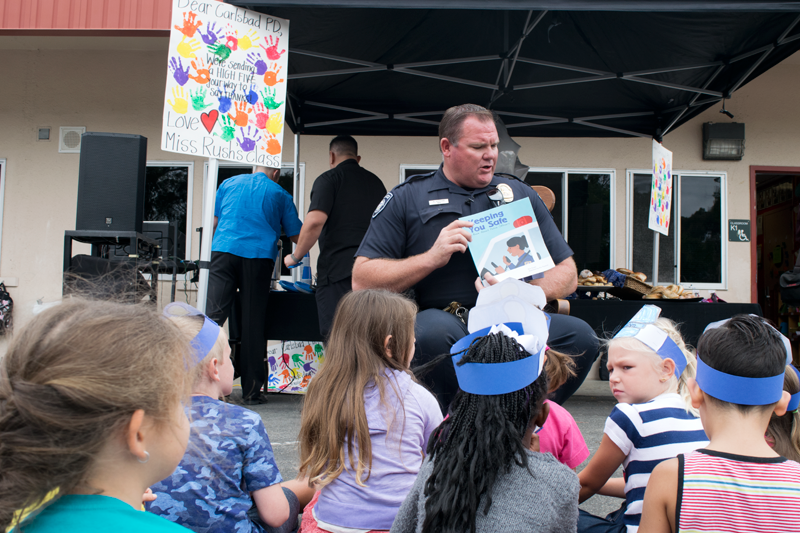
[391,327,579,533]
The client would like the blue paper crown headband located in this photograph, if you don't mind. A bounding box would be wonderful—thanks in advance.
[450,320,548,396]
[613,305,687,378]
[696,316,791,406]
[163,302,221,366]
[787,365,800,412]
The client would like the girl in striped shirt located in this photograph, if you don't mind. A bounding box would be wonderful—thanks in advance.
[639,314,800,533]
[578,310,708,533]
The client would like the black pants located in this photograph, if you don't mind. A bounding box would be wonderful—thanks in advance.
[315,277,352,339]
[413,309,599,413]
[206,252,273,400]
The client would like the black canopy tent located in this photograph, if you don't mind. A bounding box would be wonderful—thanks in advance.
[226,0,800,139]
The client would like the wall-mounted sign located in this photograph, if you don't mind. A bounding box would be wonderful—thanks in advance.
[729,219,751,242]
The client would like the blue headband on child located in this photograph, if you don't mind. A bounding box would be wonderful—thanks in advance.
[613,305,687,378]
[163,302,220,366]
[787,365,800,412]
[450,320,548,396]
[695,356,785,406]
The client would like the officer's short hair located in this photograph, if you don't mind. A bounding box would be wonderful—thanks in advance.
[329,135,358,157]
[507,235,528,249]
[439,104,495,150]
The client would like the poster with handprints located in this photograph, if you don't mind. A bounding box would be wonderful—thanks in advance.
[265,341,324,394]
[649,140,673,236]
[162,0,289,166]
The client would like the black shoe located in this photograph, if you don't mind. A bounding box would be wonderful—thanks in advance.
[242,394,268,405]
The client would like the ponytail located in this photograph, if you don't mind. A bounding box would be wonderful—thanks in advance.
[545,347,576,394]
[0,299,190,531]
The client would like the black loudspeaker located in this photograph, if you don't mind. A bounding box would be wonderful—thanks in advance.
[76,132,147,233]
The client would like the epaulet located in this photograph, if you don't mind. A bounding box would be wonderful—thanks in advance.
[391,171,436,191]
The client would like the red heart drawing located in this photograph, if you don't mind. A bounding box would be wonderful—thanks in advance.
[201,110,219,133]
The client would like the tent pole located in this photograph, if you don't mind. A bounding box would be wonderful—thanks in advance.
[292,133,300,283]
[294,133,300,213]
[197,157,219,313]
[652,231,660,287]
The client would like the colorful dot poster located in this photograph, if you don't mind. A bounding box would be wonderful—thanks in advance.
[265,341,323,394]
[162,0,289,166]
[649,139,673,236]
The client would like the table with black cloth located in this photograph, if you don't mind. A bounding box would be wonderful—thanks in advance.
[262,291,323,342]
[569,300,762,347]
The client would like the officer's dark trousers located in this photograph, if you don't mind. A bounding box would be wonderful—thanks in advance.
[314,277,352,340]
[206,251,273,401]
[413,309,599,413]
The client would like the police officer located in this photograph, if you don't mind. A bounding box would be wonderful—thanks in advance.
[353,104,598,411]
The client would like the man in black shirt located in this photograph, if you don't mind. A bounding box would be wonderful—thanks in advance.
[285,135,387,337]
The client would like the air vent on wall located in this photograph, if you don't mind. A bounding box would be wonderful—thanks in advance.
[59,127,86,154]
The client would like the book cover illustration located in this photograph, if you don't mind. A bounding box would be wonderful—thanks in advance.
[461,198,555,283]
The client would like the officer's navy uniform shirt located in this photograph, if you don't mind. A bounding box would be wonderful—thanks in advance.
[308,159,387,286]
[212,172,302,260]
[356,165,573,311]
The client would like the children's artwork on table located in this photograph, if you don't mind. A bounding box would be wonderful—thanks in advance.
[266,341,324,394]
[461,198,555,283]
[649,140,673,236]
[162,0,289,166]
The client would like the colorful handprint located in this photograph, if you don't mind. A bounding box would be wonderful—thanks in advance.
[174,11,203,38]
[262,132,282,155]
[260,35,286,60]
[216,86,233,113]
[169,57,190,86]
[190,86,213,111]
[228,101,252,127]
[250,103,269,129]
[246,52,268,76]
[224,26,239,51]
[263,64,284,87]
[188,58,211,84]
[177,35,202,59]
[167,86,188,114]
[208,42,232,62]
[267,111,283,134]
[214,114,236,142]
[260,86,284,110]
[245,84,259,105]
[238,29,259,50]
[198,21,221,45]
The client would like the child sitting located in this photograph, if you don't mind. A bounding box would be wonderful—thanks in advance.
[391,322,580,533]
[765,364,800,462]
[640,314,800,533]
[297,290,443,532]
[578,306,708,533]
[148,302,313,533]
[538,349,590,469]
[0,299,193,533]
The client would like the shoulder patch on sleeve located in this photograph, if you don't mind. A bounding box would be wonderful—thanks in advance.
[372,192,394,218]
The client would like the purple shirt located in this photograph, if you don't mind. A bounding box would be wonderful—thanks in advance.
[315,369,443,530]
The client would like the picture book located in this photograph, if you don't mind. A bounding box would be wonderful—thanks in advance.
[460,198,555,283]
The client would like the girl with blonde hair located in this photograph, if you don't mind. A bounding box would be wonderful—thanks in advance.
[578,307,708,533]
